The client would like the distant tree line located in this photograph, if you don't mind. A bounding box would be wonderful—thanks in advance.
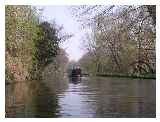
[71,5,156,78]
[5,5,70,82]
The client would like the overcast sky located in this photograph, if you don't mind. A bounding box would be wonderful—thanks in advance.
[36,5,85,61]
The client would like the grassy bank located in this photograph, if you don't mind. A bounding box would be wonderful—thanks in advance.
[82,73,156,79]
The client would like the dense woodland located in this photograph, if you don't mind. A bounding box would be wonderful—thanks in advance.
[5,5,70,83]
[71,5,156,78]
[5,5,156,83]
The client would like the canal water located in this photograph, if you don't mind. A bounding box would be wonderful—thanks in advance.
[5,76,156,118]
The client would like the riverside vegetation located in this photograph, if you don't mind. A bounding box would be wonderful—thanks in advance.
[5,5,156,83]
[5,5,156,118]
[71,5,156,78]
[6,5,70,83]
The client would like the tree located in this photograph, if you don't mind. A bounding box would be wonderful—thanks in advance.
[76,5,156,77]
[5,5,42,82]
[6,6,72,81]
[33,21,72,79]
[35,22,60,68]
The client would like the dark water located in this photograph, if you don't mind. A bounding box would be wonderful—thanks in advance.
[5,76,156,118]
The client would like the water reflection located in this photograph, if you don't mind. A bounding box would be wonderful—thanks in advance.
[80,77,156,117]
[69,76,81,84]
[6,76,156,118]
[5,80,60,117]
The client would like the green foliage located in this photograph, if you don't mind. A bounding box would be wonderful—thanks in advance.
[6,5,42,82]
[78,5,156,78]
[35,22,60,68]
[6,5,70,82]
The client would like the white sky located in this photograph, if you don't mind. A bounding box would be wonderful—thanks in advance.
[36,6,85,61]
